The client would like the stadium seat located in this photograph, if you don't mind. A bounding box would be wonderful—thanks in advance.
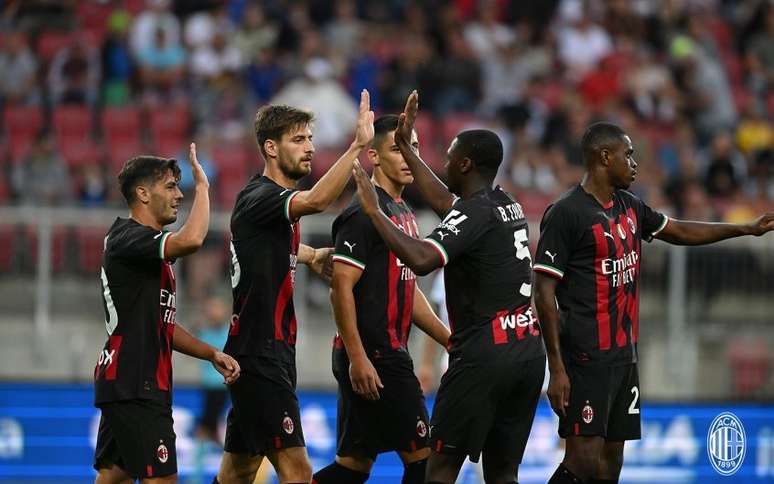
[102,107,142,147]
[53,106,94,147]
[36,31,74,62]
[148,105,190,150]
[3,106,44,161]
[75,226,106,275]
[439,114,478,145]
[0,226,16,272]
[60,140,102,169]
[24,225,67,273]
[107,140,143,175]
[217,175,247,209]
[213,145,251,172]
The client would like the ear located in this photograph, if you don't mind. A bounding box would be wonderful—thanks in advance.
[367,148,379,167]
[599,149,611,167]
[264,139,278,159]
[135,185,151,204]
[459,157,473,174]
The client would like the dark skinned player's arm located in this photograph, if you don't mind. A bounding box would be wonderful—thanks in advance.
[394,91,456,218]
[656,213,774,245]
[534,272,570,416]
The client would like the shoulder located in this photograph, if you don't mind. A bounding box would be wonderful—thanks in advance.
[333,197,370,233]
[617,189,643,205]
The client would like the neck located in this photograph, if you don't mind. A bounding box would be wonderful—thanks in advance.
[263,162,298,190]
[580,171,615,206]
[130,207,163,231]
[459,177,491,199]
[373,170,404,199]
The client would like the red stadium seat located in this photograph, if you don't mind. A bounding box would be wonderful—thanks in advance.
[217,175,247,209]
[102,107,142,147]
[0,226,16,272]
[25,225,67,273]
[36,31,74,62]
[213,145,251,172]
[75,226,106,275]
[53,106,94,147]
[108,140,144,175]
[3,106,44,161]
[148,105,190,149]
[60,140,102,168]
[439,114,478,145]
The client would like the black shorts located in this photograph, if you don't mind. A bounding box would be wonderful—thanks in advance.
[333,350,430,460]
[558,362,641,441]
[94,399,177,479]
[224,357,305,455]
[429,355,545,463]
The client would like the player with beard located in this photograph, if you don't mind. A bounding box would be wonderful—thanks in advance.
[312,115,450,484]
[215,91,375,484]
[351,91,546,484]
[94,144,241,484]
[535,122,774,484]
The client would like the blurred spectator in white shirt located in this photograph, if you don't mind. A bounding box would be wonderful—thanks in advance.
[0,30,40,105]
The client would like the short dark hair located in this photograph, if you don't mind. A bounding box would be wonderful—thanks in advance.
[581,122,627,166]
[254,105,314,158]
[454,129,503,177]
[118,156,181,205]
[372,114,400,150]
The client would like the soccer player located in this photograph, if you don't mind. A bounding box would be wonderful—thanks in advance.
[534,122,774,484]
[350,91,546,484]
[216,90,375,484]
[312,115,450,484]
[94,144,241,484]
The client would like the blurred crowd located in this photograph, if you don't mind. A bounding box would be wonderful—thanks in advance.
[0,0,772,223]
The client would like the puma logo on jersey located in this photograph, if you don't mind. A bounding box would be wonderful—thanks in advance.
[153,232,163,240]
[279,189,290,197]
[603,231,615,240]
[344,241,356,253]
[545,250,557,262]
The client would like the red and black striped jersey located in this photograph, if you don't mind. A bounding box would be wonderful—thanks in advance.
[534,185,669,367]
[423,187,545,363]
[331,187,418,361]
[225,175,301,364]
[94,217,176,406]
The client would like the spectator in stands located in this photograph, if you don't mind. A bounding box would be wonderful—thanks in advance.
[47,35,101,106]
[324,0,363,61]
[184,2,234,53]
[0,30,40,106]
[700,131,748,199]
[233,2,278,63]
[379,32,435,112]
[430,27,481,114]
[78,164,108,207]
[189,30,242,83]
[557,4,613,80]
[137,26,186,105]
[245,48,283,103]
[745,2,774,112]
[463,0,514,59]
[271,56,358,148]
[101,10,134,106]
[129,0,180,57]
[11,134,72,205]
[625,47,678,124]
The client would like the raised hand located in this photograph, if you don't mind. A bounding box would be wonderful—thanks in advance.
[352,160,380,216]
[353,89,375,149]
[749,213,774,236]
[396,90,419,151]
[189,142,209,189]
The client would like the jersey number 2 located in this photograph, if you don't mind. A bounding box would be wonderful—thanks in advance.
[513,229,532,297]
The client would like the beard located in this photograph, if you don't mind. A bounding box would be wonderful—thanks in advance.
[281,159,311,180]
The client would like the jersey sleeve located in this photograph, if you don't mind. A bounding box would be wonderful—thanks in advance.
[533,203,575,280]
[242,184,301,225]
[639,200,669,242]
[114,224,172,261]
[423,202,487,266]
[332,210,374,271]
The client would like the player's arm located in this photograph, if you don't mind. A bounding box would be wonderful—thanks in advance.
[394,90,456,218]
[417,333,439,394]
[411,286,450,348]
[330,261,384,400]
[172,324,240,384]
[298,244,334,282]
[164,143,210,259]
[288,89,375,219]
[656,213,774,245]
[351,161,443,275]
[534,272,570,418]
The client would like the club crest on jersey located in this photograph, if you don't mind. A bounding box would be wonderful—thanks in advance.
[157,443,169,463]
[416,419,427,438]
[282,416,294,434]
[582,402,594,424]
[627,216,636,235]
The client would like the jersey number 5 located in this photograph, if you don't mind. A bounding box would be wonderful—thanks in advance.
[513,229,532,297]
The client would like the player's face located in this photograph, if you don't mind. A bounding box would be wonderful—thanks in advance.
[444,137,463,195]
[148,170,183,226]
[276,124,315,180]
[608,135,637,189]
[374,129,418,187]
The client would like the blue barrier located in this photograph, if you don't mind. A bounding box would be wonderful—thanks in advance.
[0,383,772,483]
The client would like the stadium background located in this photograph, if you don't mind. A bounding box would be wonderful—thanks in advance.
[0,0,772,482]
